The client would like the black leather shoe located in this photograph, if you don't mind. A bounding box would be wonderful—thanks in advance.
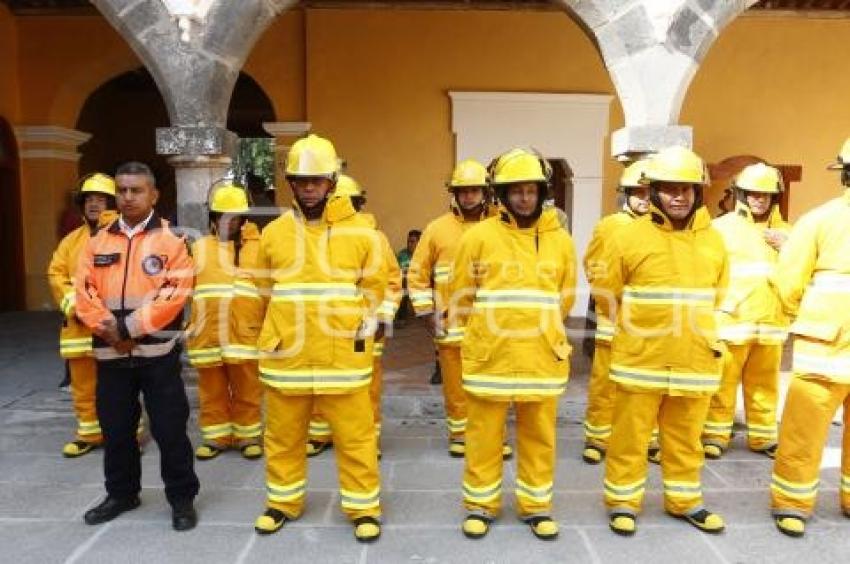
[172,501,197,531]
[84,496,140,525]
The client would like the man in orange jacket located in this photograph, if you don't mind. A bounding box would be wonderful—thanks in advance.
[76,162,199,532]
[47,173,116,458]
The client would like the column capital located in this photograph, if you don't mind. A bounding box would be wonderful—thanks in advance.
[262,121,311,140]
[14,125,91,162]
[156,126,238,157]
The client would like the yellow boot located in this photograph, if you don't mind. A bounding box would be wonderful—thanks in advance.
[254,508,287,535]
[353,516,381,543]
[462,514,492,539]
[775,515,805,538]
[62,440,97,458]
[609,512,636,536]
[526,516,559,541]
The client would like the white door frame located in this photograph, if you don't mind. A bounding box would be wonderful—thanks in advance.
[449,91,613,315]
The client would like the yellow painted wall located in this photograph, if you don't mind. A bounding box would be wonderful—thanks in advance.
[0,5,20,122]
[245,10,307,123]
[301,8,622,249]
[684,14,850,221]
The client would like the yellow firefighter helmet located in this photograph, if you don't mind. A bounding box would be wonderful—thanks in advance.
[489,148,551,186]
[285,134,339,179]
[335,174,364,198]
[447,159,489,190]
[618,159,652,191]
[734,163,784,194]
[640,146,710,186]
[209,183,250,213]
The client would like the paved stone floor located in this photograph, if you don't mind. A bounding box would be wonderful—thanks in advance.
[0,312,847,563]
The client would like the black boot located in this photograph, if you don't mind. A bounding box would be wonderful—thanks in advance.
[83,496,140,525]
[172,499,197,531]
[430,361,442,385]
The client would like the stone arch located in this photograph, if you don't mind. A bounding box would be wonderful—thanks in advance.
[75,67,276,220]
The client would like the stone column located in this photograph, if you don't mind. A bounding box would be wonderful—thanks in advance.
[263,121,311,206]
[15,125,91,309]
[559,0,758,156]
[91,0,297,233]
[156,126,237,234]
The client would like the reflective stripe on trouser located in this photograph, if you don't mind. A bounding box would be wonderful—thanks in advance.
[771,375,850,517]
[703,342,780,451]
[69,357,102,443]
[264,388,381,520]
[310,344,385,443]
[439,344,467,440]
[463,393,557,518]
[604,386,710,516]
[197,362,262,447]
[583,343,614,449]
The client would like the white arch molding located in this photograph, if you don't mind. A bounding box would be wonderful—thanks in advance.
[449,91,613,314]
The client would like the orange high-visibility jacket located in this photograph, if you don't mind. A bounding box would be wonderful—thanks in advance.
[186,222,264,367]
[76,214,193,362]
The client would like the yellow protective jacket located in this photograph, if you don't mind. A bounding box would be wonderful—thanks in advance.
[408,207,493,344]
[360,212,403,325]
[254,196,387,394]
[186,222,264,367]
[773,189,850,383]
[449,207,577,402]
[47,225,94,358]
[594,206,729,397]
[47,211,118,359]
[584,205,639,343]
[713,202,790,344]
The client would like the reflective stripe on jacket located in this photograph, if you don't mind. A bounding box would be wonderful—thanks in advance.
[713,202,789,344]
[48,225,93,358]
[255,196,387,394]
[186,222,263,367]
[584,205,638,343]
[593,206,729,396]
[75,214,193,363]
[774,189,850,383]
[408,208,493,343]
[450,207,577,402]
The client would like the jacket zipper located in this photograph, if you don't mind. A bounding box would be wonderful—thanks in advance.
[120,234,134,361]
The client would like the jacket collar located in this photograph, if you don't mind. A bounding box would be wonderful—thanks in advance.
[620,202,639,219]
[292,194,356,225]
[107,211,161,235]
[733,200,784,227]
[498,206,561,232]
[648,204,711,232]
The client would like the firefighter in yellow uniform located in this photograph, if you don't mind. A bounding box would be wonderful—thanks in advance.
[702,163,790,460]
[253,135,387,543]
[597,146,729,536]
[408,160,511,459]
[187,182,264,461]
[306,174,402,458]
[582,160,651,464]
[47,173,117,457]
[770,138,850,538]
[451,149,576,541]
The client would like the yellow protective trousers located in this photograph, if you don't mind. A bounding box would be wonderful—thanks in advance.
[264,387,381,521]
[583,343,614,449]
[703,342,780,451]
[771,375,850,518]
[197,362,262,447]
[69,357,102,443]
[604,386,710,516]
[583,344,659,451]
[309,338,384,442]
[438,344,467,440]
[463,394,557,519]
